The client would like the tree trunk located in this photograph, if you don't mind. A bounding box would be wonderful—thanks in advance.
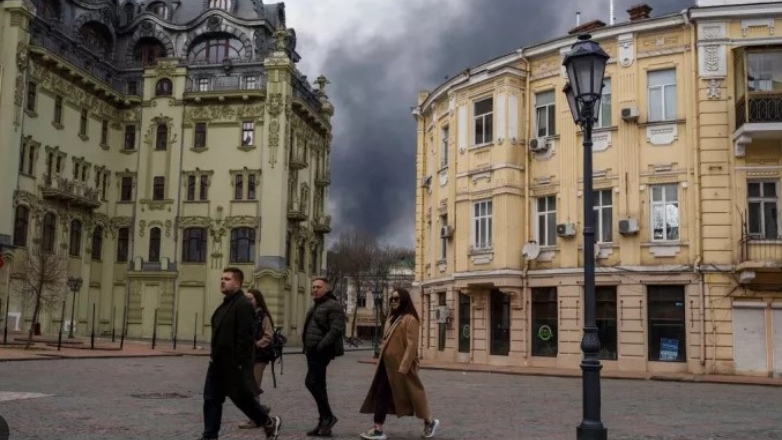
[26,292,42,349]
[350,278,360,338]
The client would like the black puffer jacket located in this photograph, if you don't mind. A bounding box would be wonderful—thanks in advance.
[302,292,345,358]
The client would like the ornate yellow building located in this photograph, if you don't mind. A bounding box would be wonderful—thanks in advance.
[0,0,333,344]
[413,0,782,377]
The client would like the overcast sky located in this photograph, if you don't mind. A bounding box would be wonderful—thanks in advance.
[282,0,693,249]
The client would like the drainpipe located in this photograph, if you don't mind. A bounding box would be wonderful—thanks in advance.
[517,47,532,361]
[170,97,187,345]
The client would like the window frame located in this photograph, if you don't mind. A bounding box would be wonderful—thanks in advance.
[594,189,613,243]
[69,219,82,257]
[91,226,103,261]
[747,180,780,239]
[229,227,255,263]
[650,183,680,242]
[472,199,493,250]
[596,78,612,128]
[13,205,30,248]
[152,176,165,200]
[473,98,493,146]
[536,195,557,247]
[148,227,161,262]
[535,90,556,138]
[647,69,677,122]
[182,227,207,263]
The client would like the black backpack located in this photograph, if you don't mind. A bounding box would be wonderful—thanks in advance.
[258,327,287,387]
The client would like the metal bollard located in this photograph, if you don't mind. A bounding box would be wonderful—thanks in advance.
[152,308,158,350]
[111,306,116,343]
[193,313,198,350]
[90,303,96,350]
[173,310,178,350]
[120,306,127,350]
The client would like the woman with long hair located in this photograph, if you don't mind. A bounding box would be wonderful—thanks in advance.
[358,287,439,440]
[239,288,274,429]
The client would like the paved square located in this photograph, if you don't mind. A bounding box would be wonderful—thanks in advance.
[0,352,780,439]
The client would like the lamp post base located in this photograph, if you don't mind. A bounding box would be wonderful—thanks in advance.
[577,426,607,440]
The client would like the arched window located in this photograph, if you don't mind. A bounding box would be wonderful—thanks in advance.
[116,227,130,262]
[91,226,103,261]
[155,78,172,96]
[155,123,168,150]
[133,38,166,67]
[34,0,60,21]
[13,205,30,247]
[78,22,113,58]
[41,212,56,252]
[123,2,135,23]
[147,1,168,19]
[188,34,243,64]
[69,219,82,257]
[230,227,255,263]
[182,227,207,263]
[149,227,161,262]
[209,0,230,9]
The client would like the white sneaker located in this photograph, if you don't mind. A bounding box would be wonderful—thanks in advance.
[360,427,387,440]
[422,419,439,438]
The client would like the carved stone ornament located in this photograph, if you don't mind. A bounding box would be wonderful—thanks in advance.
[207,16,222,32]
[139,20,155,36]
[268,93,283,117]
[706,79,722,100]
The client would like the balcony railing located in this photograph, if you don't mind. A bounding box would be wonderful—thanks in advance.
[185,74,267,93]
[289,147,307,169]
[315,169,330,186]
[313,214,332,233]
[287,200,307,222]
[740,222,782,265]
[735,92,782,129]
[41,174,101,209]
[292,73,322,112]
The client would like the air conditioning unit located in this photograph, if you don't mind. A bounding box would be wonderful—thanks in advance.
[435,306,451,323]
[618,218,640,235]
[621,107,640,122]
[529,137,550,153]
[556,222,576,237]
[440,225,454,238]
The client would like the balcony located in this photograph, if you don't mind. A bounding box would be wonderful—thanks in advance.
[289,147,307,170]
[40,174,101,209]
[732,49,782,157]
[315,169,331,187]
[313,214,332,233]
[737,224,782,287]
[287,200,308,222]
[184,71,266,100]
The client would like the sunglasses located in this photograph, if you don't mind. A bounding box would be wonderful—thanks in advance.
[389,297,400,303]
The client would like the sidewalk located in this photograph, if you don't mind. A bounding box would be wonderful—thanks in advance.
[357,357,782,388]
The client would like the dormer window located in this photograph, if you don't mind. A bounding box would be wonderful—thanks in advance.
[209,0,231,9]
[147,1,168,19]
[155,78,172,96]
[188,34,244,64]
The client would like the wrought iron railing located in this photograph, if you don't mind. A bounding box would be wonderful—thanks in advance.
[735,92,782,130]
[740,220,782,263]
[184,73,267,93]
[292,73,322,112]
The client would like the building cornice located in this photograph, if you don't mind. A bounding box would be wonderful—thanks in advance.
[689,3,782,20]
[420,64,525,113]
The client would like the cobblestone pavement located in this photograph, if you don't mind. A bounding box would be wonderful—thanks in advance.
[0,352,780,440]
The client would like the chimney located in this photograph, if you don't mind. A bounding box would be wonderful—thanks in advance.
[568,19,607,35]
[627,3,652,21]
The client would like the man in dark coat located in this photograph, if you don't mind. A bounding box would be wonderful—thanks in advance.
[199,267,282,440]
[302,277,345,436]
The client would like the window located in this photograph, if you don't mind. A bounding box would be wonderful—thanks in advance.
[124,125,136,150]
[473,200,492,250]
[647,285,686,362]
[35,0,60,20]
[186,175,196,201]
[473,98,493,145]
[41,212,56,252]
[490,289,510,356]
[535,90,556,138]
[437,293,447,351]
[356,292,367,309]
[458,293,470,353]
[152,176,165,200]
[310,245,319,274]
[128,81,138,96]
[230,227,255,263]
[91,226,103,261]
[648,69,677,122]
[117,227,129,262]
[198,78,210,92]
[199,174,209,201]
[285,232,291,268]
[596,79,612,128]
[182,227,207,263]
[20,143,36,175]
[56,156,62,173]
[101,172,108,200]
[440,125,449,168]
[747,181,779,239]
[78,22,112,57]
[148,227,161,262]
[132,38,165,67]
[69,219,82,257]
[147,1,167,18]
[123,2,135,22]
[531,287,557,357]
[194,123,207,149]
[209,0,230,8]
[155,78,172,96]
[79,109,88,137]
[155,123,168,150]
[234,174,244,200]
[536,196,557,247]
[247,174,256,200]
[651,184,679,241]
[26,82,37,112]
[596,286,617,360]
[245,76,257,90]
[53,95,63,124]
[298,242,306,272]
[13,205,29,247]
[242,121,255,145]
[120,176,133,201]
[439,214,448,260]
[101,120,108,145]
[188,36,244,64]
[747,50,782,92]
[594,190,613,243]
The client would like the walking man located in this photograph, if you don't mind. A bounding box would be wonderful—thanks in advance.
[302,277,346,436]
[199,267,282,440]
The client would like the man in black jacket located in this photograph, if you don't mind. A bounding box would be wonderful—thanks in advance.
[199,267,282,440]
[302,277,346,436]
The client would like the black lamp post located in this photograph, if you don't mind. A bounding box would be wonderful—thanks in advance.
[562,33,609,440]
[372,288,382,358]
[67,276,83,339]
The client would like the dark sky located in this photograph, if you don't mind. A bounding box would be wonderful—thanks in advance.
[289,0,694,248]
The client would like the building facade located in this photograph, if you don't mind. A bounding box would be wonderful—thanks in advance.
[413,0,782,377]
[0,0,333,345]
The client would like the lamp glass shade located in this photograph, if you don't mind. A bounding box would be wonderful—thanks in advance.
[563,35,609,103]
[563,83,580,124]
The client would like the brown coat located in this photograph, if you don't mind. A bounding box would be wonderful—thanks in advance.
[359,314,431,420]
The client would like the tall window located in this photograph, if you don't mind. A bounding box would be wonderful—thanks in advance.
[247,174,256,200]
[101,120,108,145]
[152,176,165,200]
[437,293,447,351]
[79,109,88,137]
[147,1,167,18]
[440,125,449,167]
[148,227,161,262]
[91,226,103,261]
[310,245,319,274]
[13,205,29,247]
[155,78,172,96]
[209,0,230,8]
[53,95,63,124]
[41,212,56,252]
[458,293,471,353]
[199,174,209,201]
[242,121,255,145]
[124,125,136,150]
[747,181,779,239]
[297,242,306,272]
[155,123,168,149]
[596,286,618,360]
[117,227,129,262]
[747,50,782,92]
[537,195,557,246]
[473,200,492,250]
[198,78,210,92]
[194,123,207,149]
[651,184,679,241]
[230,227,255,263]
[531,287,557,357]
[186,175,196,201]
[647,285,686,362]
[596,79,612,128]
[26,82,37,112]
[188,35,244,64]
[490,290,510,356]
[133,38,165,67]
[439,214,448,260]
[535,90,556,138]
[594,189,613,243]
[69,219,82,257]
[182,227,207,263]
[473,98,493,145]
[245,76,257,90]
[234,174,244,200]
[120,176,134,201]
[648,69,677,122]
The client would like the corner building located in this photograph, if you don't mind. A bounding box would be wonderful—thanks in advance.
[0,0,334,344]
[413,0,782,377]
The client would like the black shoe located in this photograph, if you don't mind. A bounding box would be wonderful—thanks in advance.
[261,404,271,414]
[306,421,323,436]
[264,416,282,440]
[317,416,337,435]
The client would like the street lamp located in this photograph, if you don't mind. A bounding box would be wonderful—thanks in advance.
[66,276,83,339]
[372,288,382,358]
[562,33,609,440]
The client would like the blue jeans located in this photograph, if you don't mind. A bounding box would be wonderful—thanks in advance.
[202,363,269,439]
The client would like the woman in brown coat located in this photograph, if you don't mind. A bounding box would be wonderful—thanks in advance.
[359,287,440,440]
[238,288,273,429]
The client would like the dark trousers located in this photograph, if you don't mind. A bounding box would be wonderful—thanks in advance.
[374,360,393,424]
[305,353,333,420]
[202,363,270,439]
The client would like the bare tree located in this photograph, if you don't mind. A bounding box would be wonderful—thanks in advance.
[365,245,415,325]
[15,247,68,349]
[327,229,376,337]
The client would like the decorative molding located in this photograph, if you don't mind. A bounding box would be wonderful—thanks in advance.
[592,130,612,152]
[706,79,722,100]
[741,19,774,37]
[617,33,634,68]
[646,124,678,146]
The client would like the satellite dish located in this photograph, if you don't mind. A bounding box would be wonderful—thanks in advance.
[522,241,540,260]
